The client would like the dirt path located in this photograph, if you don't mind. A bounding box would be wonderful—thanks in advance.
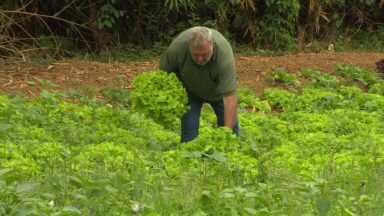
[0,51,383,97]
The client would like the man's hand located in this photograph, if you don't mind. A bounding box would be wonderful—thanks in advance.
[223,94,237,129]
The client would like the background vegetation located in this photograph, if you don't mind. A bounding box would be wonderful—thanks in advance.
[0,0,384,60]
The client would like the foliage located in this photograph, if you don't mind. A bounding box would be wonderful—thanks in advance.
[94,43,166,62]
[336,64,383,86]
[294,86,344,112]
[2,65,384,214]
[335,27,384,52]
[368,82,384,96]
[97,1,126,31]
[181,127,240,154]
[257,18,296,50]
[237,88,271,113]
[337,85,361,99]
[262,88,296,110]
[100,88,130,107]
[300,69,340,88]
[2,0,384,59]
[130,70,188,129]
[267,69,300,85]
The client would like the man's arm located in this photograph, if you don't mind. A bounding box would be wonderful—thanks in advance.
[223,93,237,129]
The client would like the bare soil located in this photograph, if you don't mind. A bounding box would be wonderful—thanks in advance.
[0,51,383,97]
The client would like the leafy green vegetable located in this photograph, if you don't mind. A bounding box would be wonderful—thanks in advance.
[131,70,188,128]
[267,69,300,85]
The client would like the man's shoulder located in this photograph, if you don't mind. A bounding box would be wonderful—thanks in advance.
[166,40,188,59]
[210,29,229,43]
[168,30,189,53]
[210,31,233,57]
[171,29,190,44]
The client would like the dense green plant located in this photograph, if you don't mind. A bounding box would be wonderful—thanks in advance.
[2,0,384,58]
[337,85,363,99]
[336,64,383,86]
[353,93,384,112]
[294,86,344,112]
[300,69,340,88]
[250,0,300,50]
[263,88,296,110]
[181,127,240,154]
[267,69,300,85]
[97,0,126,31]
[100,88,131,107]
[335,27,384,52]
[130,70,188,129]
[256,17,297,51]
[237,88,271,113]
[368,82,384,96]
[2,66,384,215]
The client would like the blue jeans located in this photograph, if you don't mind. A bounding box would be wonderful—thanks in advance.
[181,91,240,142]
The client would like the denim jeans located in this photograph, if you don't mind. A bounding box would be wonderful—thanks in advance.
[181,91,240,142]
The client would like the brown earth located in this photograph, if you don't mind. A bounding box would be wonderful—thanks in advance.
[0,51,383,97]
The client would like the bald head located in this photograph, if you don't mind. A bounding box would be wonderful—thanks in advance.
[188,27,214,66]
[189,26,214,48]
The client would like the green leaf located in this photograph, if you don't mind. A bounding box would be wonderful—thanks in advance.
[199,194,214,213]
[113,9,120,18]
[16,182,39,193]
[244,192,258,198]
[193,209,208,216]
[342,207,357,216]
[221,188,234,193]
[0,168,12,177]
[244,207,258,215]
[73,193,88,200]
[235,187,247,193]
[62,206,82,214]
[316,198,331,216]
[257,208,270,213]
[104,19,113,28]
[220,193,234,198]
[209,150,227,162]
[15,204,36,216]
[42,193,56,199]
[105,185,118,194]
[68,176,83,188]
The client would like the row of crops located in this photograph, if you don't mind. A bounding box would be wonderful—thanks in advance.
[1,65,384,215]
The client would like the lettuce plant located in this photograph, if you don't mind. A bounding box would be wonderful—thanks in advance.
[131,70,188,129]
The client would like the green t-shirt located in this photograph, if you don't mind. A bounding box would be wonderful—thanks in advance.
[159,28,237,101]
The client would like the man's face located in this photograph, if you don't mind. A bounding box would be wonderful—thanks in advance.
[189,41,213,66]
